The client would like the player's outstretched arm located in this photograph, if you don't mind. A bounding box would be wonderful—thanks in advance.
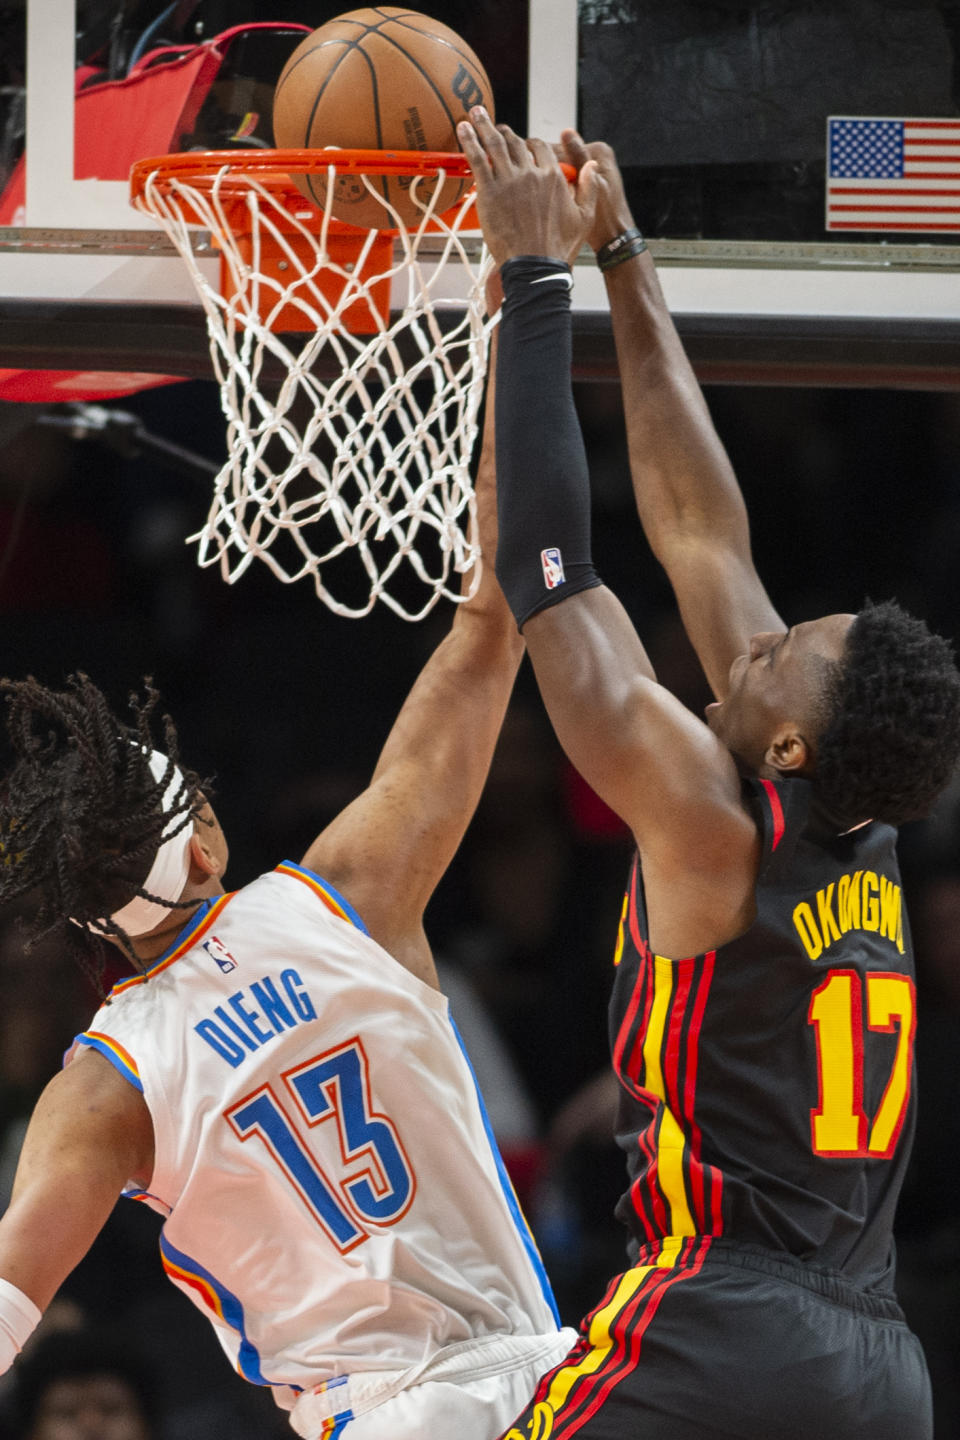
[0,1049,153,1368]
[459,111,758,958]
[559,131,784,700]
[300,323,524,987]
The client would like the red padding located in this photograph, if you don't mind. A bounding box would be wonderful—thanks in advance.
[0,369,185,403]
[0,24,310,400]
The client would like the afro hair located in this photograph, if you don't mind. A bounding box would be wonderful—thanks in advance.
[814,599,960,828]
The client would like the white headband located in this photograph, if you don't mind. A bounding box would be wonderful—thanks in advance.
[79,749,194,937]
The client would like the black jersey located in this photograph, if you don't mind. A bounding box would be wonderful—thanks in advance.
[610,774,915,1293]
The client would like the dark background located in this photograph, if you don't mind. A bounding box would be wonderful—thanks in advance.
[1,376,959,1439]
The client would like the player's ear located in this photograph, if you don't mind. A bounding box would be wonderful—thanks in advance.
[188,831,220,877]
[188,807,228,878]
[764,726,810,775]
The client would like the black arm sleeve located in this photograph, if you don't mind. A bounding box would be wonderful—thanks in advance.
[494,255,602,631]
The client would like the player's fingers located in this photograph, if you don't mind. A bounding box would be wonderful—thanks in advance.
[456,118,492,184]
[560,127,590,171]
[526,136,561,172]
[575,158,600,218]
[466,105,514,174]
[469,105,507,154]
[497,122,531,167]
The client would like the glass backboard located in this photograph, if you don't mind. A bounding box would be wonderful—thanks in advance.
[0,0,958,391]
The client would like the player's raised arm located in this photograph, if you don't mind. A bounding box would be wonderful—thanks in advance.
[300,321,525,986]
[559,130,784,700]
[458,110,758,957]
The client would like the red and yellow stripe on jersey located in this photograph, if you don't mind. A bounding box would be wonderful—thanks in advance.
[318,1411,354,1437]
[503,1237,711,1438]
[159,1232,280,1389]
[611,856,723,1241]
[275,861,369,932]
[75,1031,143,1091]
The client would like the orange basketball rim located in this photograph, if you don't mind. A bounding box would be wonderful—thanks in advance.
[129,146,482,334]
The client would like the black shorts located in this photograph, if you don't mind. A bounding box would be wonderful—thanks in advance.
[498,1239,932,1440]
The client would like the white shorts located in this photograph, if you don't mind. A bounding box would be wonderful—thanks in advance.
[288,1329,578,1440]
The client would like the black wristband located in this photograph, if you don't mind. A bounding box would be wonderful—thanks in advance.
[596,227,647,272]
[494,256,602,631]
[501,254,571,272]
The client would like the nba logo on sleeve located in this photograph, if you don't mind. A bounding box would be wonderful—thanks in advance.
[541,548,565,590]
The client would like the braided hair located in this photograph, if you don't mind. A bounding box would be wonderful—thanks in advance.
[0,673,209,992]
[815,600,960,828]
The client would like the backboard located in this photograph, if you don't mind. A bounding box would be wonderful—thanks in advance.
[1,0,959,393]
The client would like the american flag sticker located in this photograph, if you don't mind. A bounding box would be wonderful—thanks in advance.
[541,547,565,589]
[826,116,960,233]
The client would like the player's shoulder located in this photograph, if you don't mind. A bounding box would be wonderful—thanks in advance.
[252,860,370,935]
[54,1038,149,1121]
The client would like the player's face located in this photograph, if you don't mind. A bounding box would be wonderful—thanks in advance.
[705,613,855,772]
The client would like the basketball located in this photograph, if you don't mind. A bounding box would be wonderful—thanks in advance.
[272,7,494,230]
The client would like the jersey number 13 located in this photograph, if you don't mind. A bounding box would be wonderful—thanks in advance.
[225,1037,416,1251]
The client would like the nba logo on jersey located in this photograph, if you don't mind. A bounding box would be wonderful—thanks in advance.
[541,548,565,589]
[202,935,237,973]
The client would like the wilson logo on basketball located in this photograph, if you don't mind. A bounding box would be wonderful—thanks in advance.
[452,65,485,111]
[272,7,495,229]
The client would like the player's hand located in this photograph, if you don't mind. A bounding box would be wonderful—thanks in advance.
[457,107,597,267]
[559,129,636,255]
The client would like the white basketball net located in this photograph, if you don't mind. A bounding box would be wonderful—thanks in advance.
[134,157,495,619]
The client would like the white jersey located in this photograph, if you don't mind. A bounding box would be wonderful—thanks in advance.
[71,862,561,1408]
